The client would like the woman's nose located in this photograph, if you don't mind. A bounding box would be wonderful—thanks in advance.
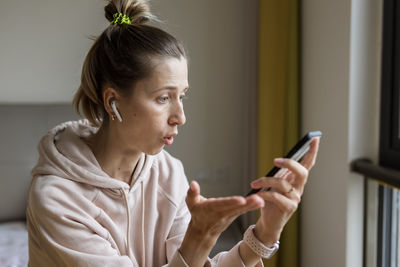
[168,102,186,126]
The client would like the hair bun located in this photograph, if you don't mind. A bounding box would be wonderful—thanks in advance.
[105,0,154,25]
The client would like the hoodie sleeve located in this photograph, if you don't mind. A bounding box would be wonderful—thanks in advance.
[26,178,135,267]
[207,242,264,267]
[166,242,264,267]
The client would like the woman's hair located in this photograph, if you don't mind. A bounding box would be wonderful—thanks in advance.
[73,0,186,126]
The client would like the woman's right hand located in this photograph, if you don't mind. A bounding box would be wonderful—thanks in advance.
[179,181,264,267]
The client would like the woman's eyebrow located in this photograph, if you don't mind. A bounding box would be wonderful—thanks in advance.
[151,86,189,93]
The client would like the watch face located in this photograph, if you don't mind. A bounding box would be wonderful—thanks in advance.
[269,242,279,257]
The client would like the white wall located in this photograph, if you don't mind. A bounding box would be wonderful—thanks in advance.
[0,0,107,103]
[301,0,382,266]
[0,105,78,221]
[0,0,258,202]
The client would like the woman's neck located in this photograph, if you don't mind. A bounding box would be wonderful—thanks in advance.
[85,122,141,185]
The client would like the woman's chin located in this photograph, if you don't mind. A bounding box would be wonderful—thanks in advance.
[145,146,165,155]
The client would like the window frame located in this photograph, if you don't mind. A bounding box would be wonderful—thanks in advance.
[363,0,400,266]
[380,0,400,170]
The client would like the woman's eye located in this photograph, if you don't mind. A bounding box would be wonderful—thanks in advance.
[158,96,169,103]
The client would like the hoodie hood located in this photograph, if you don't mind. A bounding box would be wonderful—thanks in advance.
[31,120,153,190]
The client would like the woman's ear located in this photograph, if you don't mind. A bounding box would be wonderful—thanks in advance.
[111,100,123,122]
[103,87,123,122]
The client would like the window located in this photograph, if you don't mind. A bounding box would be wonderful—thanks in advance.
[380,0,400,170]
[353,0,400,266]
[374,0,400,265]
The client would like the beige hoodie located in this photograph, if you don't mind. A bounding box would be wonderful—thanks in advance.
[26,120,251,267]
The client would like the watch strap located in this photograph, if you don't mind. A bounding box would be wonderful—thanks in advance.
[243,224,280,259]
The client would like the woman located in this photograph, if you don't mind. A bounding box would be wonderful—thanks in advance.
[26,0,319,266]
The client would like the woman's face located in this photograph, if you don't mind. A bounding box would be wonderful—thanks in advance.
[115,56,188,155]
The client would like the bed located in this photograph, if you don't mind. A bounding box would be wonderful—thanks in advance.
[0,222,28,267]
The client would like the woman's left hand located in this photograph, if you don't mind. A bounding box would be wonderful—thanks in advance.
[250,138,320,246]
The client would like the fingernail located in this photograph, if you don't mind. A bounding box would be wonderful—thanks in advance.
[190,181,196,190]
[274,158,284,164]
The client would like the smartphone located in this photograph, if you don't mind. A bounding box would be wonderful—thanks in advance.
[246,131,322,196]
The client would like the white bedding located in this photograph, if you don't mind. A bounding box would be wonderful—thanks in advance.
[0,221,28,267]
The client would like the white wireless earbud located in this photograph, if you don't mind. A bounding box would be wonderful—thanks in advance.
[111,101,123,122]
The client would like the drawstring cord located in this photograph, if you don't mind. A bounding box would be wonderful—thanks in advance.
[122,189,132,258]
[141,181,146,267]
[122,180,145,264]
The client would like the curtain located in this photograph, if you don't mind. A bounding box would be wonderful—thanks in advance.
[257,0,300,266]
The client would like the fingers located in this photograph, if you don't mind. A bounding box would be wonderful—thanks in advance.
[204,196,246,210]
[301,137,320,170]
[257,190,299,213]
[251,177,301,201]
[273,158,308,189]
[184,181,266,240]
[208,194,264,215]
[186,180,264,216]
[251,177,293,195]
[185,181,201,210]
[251,156,310,197]
[224,196,264,219]
[190,180,201,194]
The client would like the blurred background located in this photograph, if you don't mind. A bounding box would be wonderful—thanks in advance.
[1,0,398,267]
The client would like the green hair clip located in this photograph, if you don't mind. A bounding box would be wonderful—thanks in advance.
[111,13,131,25]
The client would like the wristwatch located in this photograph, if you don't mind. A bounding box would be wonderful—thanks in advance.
[243,224,280,259]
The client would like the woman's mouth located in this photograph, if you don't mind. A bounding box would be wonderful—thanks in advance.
[163,136,174,145]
